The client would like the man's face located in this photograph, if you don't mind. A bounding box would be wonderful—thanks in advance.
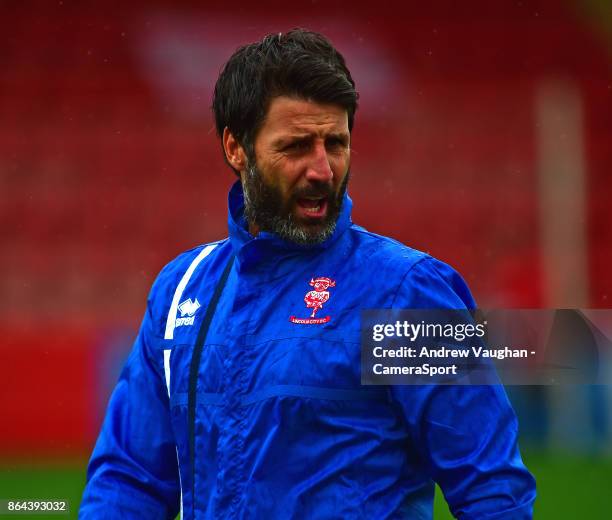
[241,96,351,245]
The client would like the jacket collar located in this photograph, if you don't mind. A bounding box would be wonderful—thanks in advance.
[227,180,353,272]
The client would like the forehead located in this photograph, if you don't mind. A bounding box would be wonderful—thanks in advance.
[258,96,349,138]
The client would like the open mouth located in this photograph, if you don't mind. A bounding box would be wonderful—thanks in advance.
[296,197,328,218]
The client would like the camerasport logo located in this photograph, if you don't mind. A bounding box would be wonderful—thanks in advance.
[289,277,336,325]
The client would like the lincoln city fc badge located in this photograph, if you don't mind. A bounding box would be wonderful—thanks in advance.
[289,276,336,325]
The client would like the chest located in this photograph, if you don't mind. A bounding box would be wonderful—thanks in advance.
[164,261,399,398]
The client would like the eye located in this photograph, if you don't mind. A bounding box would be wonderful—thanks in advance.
[326,137,348,151]
[284,140,310,153]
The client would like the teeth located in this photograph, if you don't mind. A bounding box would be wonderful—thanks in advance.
[305,205,320,213]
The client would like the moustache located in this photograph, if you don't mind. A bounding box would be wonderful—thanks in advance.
[290,182,335,200]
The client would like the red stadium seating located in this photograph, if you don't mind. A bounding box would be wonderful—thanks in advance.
[1,0,610,456]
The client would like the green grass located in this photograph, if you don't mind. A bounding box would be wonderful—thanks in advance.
[433,451,612,519]
[1,452,610,519]
[0,462,86,519]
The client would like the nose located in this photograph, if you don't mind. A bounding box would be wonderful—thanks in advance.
[304,142,333,182]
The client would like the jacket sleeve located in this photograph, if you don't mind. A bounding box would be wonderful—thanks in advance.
[80,286,180,519]
[390,257,536,519]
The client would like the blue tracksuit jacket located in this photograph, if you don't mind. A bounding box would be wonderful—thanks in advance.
[80,181,536,519]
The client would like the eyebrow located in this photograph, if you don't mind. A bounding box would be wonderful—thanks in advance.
[272,132,350,148]
[272,134,309,146]
[326,132,350,143]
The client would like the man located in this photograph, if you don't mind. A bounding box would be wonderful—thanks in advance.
[81,29,536,519]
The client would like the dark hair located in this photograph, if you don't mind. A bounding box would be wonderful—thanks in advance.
[212,28,358,173]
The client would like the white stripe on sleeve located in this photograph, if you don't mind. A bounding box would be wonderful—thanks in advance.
[163,349,172,396]
[164,244,218,340]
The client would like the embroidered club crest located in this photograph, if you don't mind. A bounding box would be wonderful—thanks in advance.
[289,277,336,325]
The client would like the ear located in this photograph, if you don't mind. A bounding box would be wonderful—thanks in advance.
[223,128,248,173]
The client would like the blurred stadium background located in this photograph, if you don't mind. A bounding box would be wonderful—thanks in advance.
[1,0,611,517]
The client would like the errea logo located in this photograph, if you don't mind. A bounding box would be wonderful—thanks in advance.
[176,298,201,328]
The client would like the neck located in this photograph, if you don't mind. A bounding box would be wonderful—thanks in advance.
[248,221,260,237]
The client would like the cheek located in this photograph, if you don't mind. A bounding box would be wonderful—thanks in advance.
[260,158,293,186]
[276,161,307,186]
[331,150,350,171]
[268,164,302,199]
[330,155,350,181]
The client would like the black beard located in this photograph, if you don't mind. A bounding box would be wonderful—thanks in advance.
[242,164,349,245]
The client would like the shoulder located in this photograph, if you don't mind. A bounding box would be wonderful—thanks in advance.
[154,240,227,288]
[145,239,230,337]
[348,224,430,275]
[347,225,475,309]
